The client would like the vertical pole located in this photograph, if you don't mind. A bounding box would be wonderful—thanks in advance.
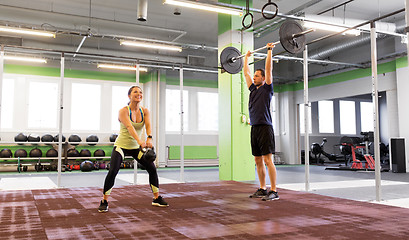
[0,45,4,139]
[370,22,382,202]
[303,45,310,192]
[135,61,140,85]
[180,65,184,182]
[57,53,65,188]
[134,61,140,185]
[406,0,409,62]
[156,70,160,166]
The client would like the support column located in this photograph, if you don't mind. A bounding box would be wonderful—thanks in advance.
[0,45,3,140]
[370,22,382,202]
[303,46,310,192]
[218,0,254,181]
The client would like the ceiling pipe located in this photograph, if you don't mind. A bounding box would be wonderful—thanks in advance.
[0,3,186,41]
[217,2,404,38]
[137,0,148,22]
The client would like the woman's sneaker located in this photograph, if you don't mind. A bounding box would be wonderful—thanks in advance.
[249,188,268,198]
[152,196,169,207]
[98,200,109,212]
[262,190,279,201]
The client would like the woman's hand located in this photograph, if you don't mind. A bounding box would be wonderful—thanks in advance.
[138,140,147,149]
[146,138,153,148]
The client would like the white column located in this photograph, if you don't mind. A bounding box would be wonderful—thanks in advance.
[180,65,184,182]
[156,70,160,166]
[0,45,4,139]
[57,53,65,188]
[303,45,310,192]
[133,61,140,185]
[370,22,382,202]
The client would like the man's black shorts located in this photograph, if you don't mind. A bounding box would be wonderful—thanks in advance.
[251,125,275,156]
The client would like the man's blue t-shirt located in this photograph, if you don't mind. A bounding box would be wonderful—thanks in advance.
[248,83,274,126]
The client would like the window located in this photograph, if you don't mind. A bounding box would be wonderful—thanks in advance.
[299,103,312,134]
[340,100,356,134]
[71,83,101,130]
[1,78,14,128]
[28,81,58,129]
[166,88,188,132]
[360,102,373,132]
[318,100,334,133]
[197,91,218,131]
[111,85,131,131]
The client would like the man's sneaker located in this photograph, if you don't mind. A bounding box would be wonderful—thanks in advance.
[262,190,279,201]
[152,196,169,207]
[98,200,108,213]
[249,188,268,198]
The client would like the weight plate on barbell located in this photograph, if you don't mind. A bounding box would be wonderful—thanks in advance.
[220,47,243,74]
[279,20,306,54]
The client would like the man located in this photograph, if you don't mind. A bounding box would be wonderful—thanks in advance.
[244,42,279,201]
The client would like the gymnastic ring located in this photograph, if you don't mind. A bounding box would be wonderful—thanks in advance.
[261,1,278,20]
[242,12,254,29]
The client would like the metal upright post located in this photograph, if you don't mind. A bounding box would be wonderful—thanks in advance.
[370,22,382,202]
[303,45,310,192]
[57,53,65,188]
[134,61,140,185]
[406,0,409,62]
[156,70,160,167]
[180,65,185,183]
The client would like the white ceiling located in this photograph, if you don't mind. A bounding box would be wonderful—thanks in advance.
[0,0,407,83]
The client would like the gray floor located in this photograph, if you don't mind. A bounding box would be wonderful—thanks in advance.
[1,165,409,208]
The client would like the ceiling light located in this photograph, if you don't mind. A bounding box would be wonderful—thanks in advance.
[0,26,55,38]
[120,40,182,52]
[4,56,47,63]
[97,64,148,72]
[304,22,360,36]
[163,0,242,16]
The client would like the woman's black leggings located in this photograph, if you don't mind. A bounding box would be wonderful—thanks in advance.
[103,146,159,195]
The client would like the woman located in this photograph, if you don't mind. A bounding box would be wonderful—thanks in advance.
[98,85,168,212]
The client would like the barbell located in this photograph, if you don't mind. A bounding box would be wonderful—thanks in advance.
[220,20,314,74]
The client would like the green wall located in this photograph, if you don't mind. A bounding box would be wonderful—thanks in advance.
[218,1,255,181]
[168,146,218,159]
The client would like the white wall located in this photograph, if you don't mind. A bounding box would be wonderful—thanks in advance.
[396,67,409,172]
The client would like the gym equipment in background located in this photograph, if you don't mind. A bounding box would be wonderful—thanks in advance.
[15,133,28,143]
[29,148,42,157]
[14,149,27,158]
[68,134,82,145]
[41,134,54,143]
[94,149,106,160]
[0,148,13,158]
[46,149,58,158]
[79,149,91,160]
[109,133,118,142]
[310,138,338,164]
[86,134,99,145]
[80,160,93,172]
[54,134,66,142]
[67,148,80,158]
[27,134,40,142]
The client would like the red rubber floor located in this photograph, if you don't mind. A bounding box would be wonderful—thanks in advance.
[1,181,408,239]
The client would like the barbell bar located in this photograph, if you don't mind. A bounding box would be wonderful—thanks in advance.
[231,28,314,62]
[220,20,315,74]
